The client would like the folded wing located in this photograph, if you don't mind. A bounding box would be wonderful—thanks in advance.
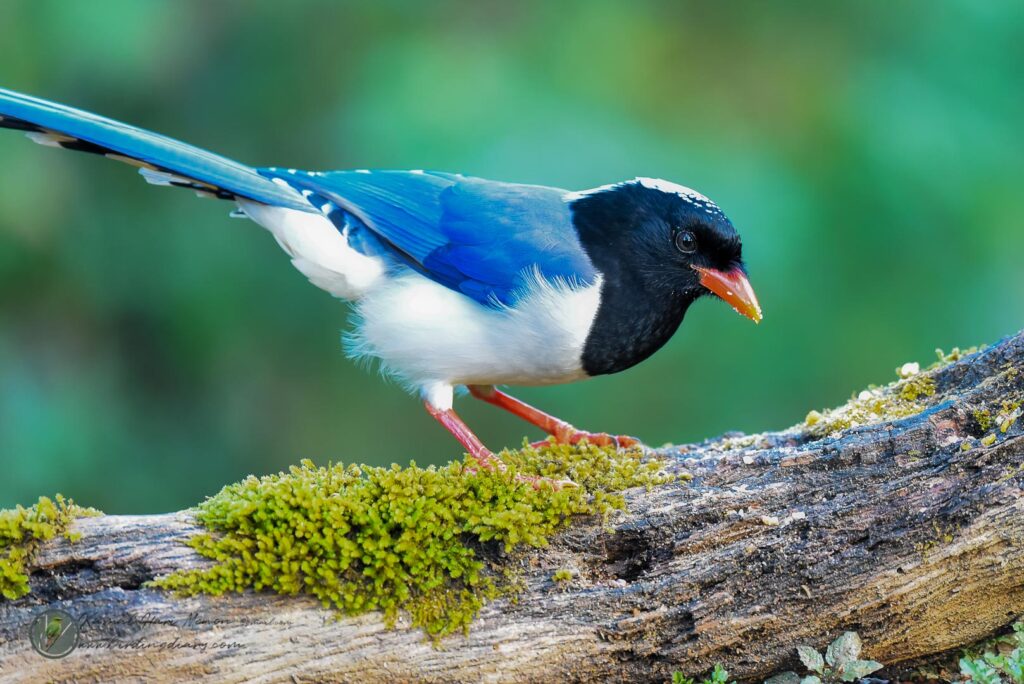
[270,169,597,306]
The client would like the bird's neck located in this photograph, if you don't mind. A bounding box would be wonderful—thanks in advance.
[580,267,694,376]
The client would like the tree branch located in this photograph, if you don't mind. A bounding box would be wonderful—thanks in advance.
[2,331,1023,683]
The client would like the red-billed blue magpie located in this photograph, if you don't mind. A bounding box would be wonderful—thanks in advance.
[0,88,761,473]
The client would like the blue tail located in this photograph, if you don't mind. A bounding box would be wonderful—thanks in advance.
[0,87,312,212]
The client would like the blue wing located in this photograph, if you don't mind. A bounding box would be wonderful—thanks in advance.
[267,170,597,306]
[0,87,312,211]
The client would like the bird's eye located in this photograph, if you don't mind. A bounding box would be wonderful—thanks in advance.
[674,230,698,254]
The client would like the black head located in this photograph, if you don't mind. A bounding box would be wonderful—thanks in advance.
[570,178,761,376]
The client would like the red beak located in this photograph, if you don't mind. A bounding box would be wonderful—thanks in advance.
[692,265,763,324]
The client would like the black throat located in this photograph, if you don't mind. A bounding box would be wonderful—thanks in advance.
[571,194,701,377]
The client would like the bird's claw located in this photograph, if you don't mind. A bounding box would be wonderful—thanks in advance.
[531,428,642,450]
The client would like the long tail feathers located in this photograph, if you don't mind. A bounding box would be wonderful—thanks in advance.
[0,87,312,212]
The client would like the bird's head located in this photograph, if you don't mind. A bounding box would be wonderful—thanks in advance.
[569,177,762,324]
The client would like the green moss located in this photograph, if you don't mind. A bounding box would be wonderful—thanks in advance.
[714,434,763,451]
[0,494,101,600]
[552,568,574,582]
[803,345,987,440]
[915,522,957,561]
[899,375,936,402]
[932,346,981,367]
[997,400,1022,434]
[152,442,673,637]
[802,361,938,438]
[974,409,994,432]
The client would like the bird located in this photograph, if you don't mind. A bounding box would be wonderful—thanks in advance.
[0,87,761,475]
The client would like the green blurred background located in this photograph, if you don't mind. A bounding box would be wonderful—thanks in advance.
[1,1,1021,513]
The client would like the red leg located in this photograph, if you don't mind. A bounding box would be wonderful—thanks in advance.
[467,385,640,449]
[423,401,502,471]
[424,401,575,488]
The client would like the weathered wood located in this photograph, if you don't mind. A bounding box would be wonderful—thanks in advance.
[2,331,1023,683]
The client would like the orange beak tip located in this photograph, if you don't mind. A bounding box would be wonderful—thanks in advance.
[693,265,763,325]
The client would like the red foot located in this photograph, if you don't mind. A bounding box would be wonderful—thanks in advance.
[467,385,641,451]
[512,472,577,490]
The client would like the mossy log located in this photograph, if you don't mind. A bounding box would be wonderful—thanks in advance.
[2,330,1023,683]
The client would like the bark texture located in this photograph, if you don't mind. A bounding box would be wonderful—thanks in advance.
[2,331,1023,683]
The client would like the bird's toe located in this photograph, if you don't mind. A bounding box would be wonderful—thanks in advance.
[531,429,643,450]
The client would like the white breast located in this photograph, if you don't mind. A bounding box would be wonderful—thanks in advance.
[347,269,602,392]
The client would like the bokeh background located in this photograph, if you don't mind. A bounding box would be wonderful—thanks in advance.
[1,1,1021,513]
